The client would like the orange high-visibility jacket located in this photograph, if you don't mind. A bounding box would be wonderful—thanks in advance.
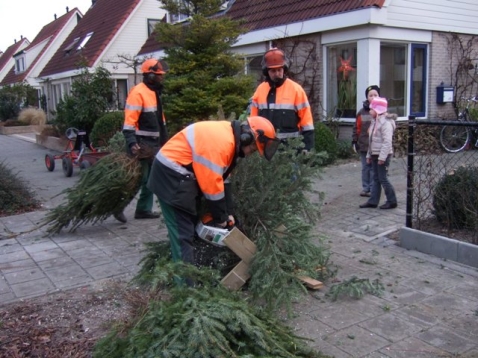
[250,78,314,150]
[149,121,237,221]
[123,82,167,152]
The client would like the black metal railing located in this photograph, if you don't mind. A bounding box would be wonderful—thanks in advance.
[406,116,478,244]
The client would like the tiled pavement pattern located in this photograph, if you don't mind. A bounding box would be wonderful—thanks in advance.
[1,134,477,357]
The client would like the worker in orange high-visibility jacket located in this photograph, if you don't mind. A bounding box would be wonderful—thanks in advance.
[250,48,315,152]
[113,59,168,224]
[147,116,280,264]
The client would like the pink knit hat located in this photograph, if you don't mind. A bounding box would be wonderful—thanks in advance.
[370,97,388,114]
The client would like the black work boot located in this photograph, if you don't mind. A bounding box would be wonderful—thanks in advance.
[134,211,160,219]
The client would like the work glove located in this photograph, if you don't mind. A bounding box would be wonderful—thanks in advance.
[352,141,358,153]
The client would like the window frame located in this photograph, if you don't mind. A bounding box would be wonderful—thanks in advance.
[15,56,25,73]
[409,43,428,118]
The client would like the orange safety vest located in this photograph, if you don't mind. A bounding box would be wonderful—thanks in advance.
[123,82,166,150]
[157,120,235,202]
[250,78,314,139]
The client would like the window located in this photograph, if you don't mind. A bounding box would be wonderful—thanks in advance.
[380,44,407,116]
[326,43,357,118]
[15,56,25,73]
[116,79,128,110]
[410,44,427,117]
[77,32,93,50]
[169,0,189,23]
[147,19,160,36]
[245,55,263,86]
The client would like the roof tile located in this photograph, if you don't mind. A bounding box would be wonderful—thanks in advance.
[138,0,384,56]
[39,0,141,77]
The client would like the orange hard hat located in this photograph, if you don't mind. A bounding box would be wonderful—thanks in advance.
[141,59,166,74]
[262,48,286,69]
[247,116,280,161]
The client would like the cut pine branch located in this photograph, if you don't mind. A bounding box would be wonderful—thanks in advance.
[41,152,142,235]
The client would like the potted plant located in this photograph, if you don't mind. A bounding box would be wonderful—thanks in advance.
[336,56,357,118]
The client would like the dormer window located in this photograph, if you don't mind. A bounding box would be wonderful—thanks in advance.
[147,19,160,36]
[15,56,25,73]
[77,32,93,50]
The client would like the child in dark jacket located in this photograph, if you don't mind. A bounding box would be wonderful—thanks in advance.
[352,85,380,197]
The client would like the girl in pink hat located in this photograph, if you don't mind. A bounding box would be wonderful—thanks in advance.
[359,97,398,209]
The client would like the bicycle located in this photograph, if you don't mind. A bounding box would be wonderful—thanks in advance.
[440,97,478,153]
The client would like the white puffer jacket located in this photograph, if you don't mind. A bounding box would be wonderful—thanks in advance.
[366,113,397,161]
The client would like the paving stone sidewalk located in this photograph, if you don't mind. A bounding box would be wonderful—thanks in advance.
[1,134,477,357]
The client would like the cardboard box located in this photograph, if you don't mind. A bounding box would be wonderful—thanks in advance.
[195,222,230,247]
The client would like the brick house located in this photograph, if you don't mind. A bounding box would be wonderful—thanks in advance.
[140,0,478,132]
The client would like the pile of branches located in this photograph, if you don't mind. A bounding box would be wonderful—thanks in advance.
[0,160,40,217]
[94,260,330,358]
[41,152,142,234]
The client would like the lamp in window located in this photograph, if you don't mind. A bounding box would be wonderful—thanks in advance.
[336,56,356,117]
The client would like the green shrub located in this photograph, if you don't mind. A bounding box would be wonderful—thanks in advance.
[106,131,126,153]
[336,139,355,159]
[468,107,478,121]
[53,66,114,134]
[90,111,124,147]
[0,83,37,121]
[0,161,40,216]
[433,166,478,230]
[314,121,337,165]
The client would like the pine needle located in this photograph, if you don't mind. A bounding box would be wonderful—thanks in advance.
[41,152,142,235]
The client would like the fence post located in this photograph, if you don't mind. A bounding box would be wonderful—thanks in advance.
[406,116,416,228]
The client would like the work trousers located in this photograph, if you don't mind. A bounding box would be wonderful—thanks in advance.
[159,198,196,264]
[135,159,154,213]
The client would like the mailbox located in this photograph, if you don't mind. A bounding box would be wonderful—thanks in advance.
[436,85,454,104]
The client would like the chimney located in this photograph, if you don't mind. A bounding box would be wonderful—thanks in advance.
[92,0,96,5]
[54,13,57,20]
[21,35,23,39]
[66,6,69,12]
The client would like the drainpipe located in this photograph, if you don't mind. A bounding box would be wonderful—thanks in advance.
[406,116,416,228]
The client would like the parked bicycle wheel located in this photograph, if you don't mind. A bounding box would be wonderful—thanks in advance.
[440,125,470,153]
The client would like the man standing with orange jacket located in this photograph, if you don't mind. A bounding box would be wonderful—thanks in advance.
[251,48,315,152]
[147,117,280,264]
[114,59,168,223]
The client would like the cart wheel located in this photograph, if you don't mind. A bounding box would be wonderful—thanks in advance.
[80,160,91,170]
[62,157,73,177]
[45,154,56,172]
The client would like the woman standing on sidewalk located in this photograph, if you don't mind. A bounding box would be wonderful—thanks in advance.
[359,97,398,210]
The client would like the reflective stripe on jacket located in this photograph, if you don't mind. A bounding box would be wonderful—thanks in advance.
[250,78,314,134]
[148,121,235,221]
[122,82,166,151]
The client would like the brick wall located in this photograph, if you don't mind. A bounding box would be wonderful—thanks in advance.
[429,32,457,120]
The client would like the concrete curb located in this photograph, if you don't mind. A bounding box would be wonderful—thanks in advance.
[399,226,478,268]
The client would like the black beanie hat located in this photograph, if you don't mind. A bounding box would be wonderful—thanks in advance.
[365,85,380,98]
